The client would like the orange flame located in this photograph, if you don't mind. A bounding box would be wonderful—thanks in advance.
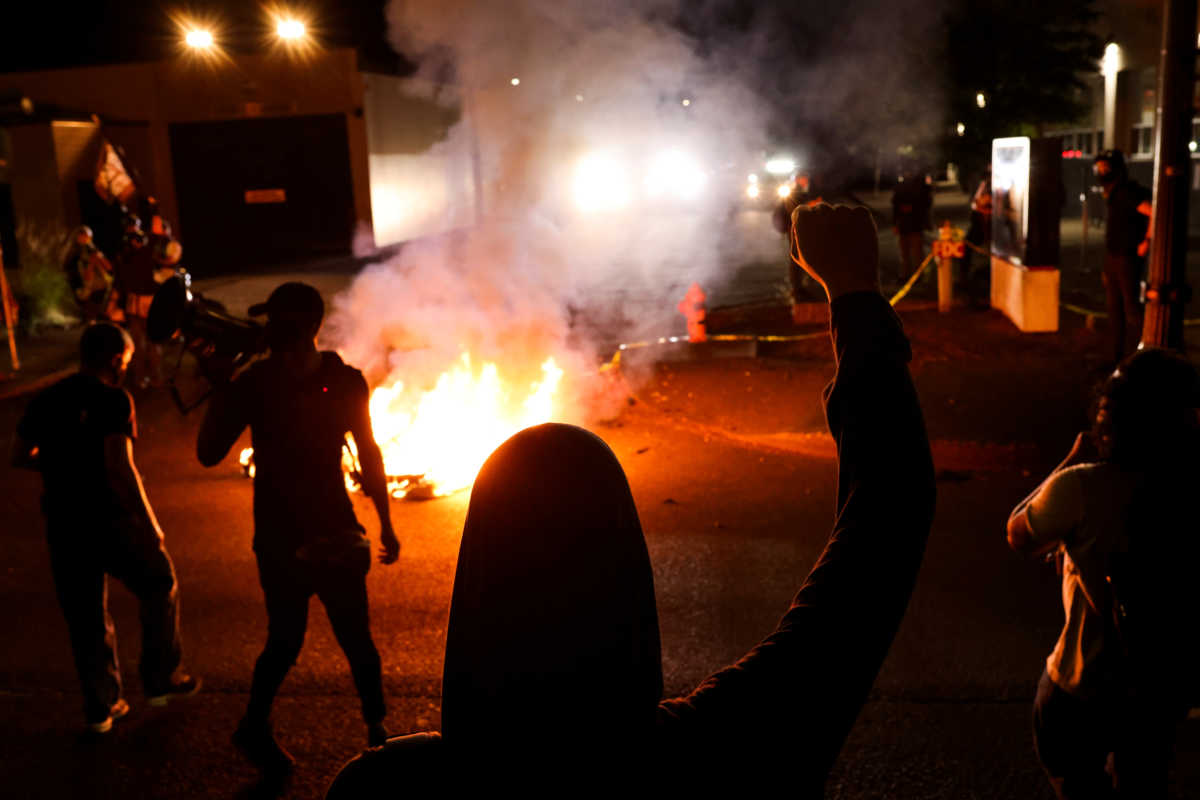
[238,354,563,498]
[355,354,564,498]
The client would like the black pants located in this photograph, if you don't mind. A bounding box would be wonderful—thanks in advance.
[47,520,183,723]
[1102,253,1144,365]
[1033,670,1179,799]
[247,551,385,725]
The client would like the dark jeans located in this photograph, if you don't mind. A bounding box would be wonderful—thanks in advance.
[1033,670,1179,799]
[1102,253,1144,365]
[47,520,183,723]
[247,551,385,725]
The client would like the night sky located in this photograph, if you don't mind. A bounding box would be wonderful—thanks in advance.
[0,0,404,73]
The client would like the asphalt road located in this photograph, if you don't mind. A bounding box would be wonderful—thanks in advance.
[3,200,1199,798]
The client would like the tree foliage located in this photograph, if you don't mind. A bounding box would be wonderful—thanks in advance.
[945,0,1104,178]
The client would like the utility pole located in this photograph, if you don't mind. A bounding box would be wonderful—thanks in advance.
[1141,0,1198,349]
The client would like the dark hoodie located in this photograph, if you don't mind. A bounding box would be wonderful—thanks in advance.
[327,292,935,795]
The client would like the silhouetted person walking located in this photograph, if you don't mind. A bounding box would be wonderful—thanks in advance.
[1007,349,1200,798]
[892,169,933,282]
[1094,150,1152,366]
[327,204,935,795]
[11,322,198,734]
[197,282,399,775]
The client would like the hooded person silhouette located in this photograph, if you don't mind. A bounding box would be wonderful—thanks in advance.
[327,204,936,795]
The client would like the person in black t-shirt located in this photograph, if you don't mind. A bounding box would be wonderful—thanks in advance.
[1094,150,1153,365]
[11,322,198,734]
[197,282,399,774]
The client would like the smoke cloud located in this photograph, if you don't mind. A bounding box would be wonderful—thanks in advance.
[328,0,948,417]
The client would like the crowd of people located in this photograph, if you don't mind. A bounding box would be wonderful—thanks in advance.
[60,198,182,388]
[9,197,1198,798]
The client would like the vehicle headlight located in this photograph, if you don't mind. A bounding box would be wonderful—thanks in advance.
[746,184,760,199]
[776,182,793,199]
[573,153,631,212]
[766,157,797,176]
[645,149,706,201]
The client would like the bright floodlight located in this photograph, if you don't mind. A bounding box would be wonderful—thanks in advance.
[645,149,705,201]
[185,29,214,49]
[573,152,630,212]
[276,18,306,40]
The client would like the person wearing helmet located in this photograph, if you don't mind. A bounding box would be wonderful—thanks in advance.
[1093,150,1152,366]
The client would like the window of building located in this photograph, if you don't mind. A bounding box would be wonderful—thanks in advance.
[1132,125,1154,158]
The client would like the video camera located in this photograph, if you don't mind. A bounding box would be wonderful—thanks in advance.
[147,271,266,413]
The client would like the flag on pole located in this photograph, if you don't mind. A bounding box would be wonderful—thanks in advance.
[94,139,136,205]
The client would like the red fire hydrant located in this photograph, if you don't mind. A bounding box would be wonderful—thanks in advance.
[677,282,707,343]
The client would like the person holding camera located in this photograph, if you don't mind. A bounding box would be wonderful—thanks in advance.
[1006,349,1200,798]
[197,282,400,774]
[11,322,198,734]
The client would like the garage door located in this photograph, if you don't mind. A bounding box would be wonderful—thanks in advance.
[169,114,355,273]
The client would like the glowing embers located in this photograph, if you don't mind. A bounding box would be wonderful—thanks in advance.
[361,355,564,498]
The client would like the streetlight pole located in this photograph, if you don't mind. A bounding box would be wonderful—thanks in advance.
[1141,0,1197,350]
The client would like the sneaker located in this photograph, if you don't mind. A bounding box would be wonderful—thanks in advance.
[86,698,130,734]
[146,675,202,707]
[366,721,389,748]
[233,720,295,773]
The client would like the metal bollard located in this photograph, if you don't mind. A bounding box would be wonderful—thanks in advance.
[934,221,965,313]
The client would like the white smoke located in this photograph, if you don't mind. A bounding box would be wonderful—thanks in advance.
[327,0,774,416]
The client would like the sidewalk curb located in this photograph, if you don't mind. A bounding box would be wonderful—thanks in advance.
[0,364,78,401]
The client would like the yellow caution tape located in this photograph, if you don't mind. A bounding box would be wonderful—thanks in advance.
[887,250,936,306]
[1060,302,1200,326]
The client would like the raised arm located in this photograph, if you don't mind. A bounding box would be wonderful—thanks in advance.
[658,205,935,782]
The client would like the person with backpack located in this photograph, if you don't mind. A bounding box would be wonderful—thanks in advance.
[1006,348,1200,799]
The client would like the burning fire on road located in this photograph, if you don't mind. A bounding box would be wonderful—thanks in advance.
[239,352,564,499]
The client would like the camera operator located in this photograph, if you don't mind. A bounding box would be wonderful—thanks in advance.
[196,282,400,774]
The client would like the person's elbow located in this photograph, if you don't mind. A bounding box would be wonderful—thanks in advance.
[196,438,226,468]
[1006,512,1036,554]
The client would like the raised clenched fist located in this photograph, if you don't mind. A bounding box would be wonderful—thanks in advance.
[790,203,881,302]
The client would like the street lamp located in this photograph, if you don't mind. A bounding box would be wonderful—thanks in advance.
[956,122,966,136]
[276,18,306,40]
[185,29,215,49]
[975,91,986,109]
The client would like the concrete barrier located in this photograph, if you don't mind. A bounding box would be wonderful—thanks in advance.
[990,256,1059,332]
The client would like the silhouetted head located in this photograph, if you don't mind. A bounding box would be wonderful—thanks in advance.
[249,282,324,353]
[1093,348,1200,468]
[442,423,663,751]
[1094,149,1127,187]
[79,322,133,385]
